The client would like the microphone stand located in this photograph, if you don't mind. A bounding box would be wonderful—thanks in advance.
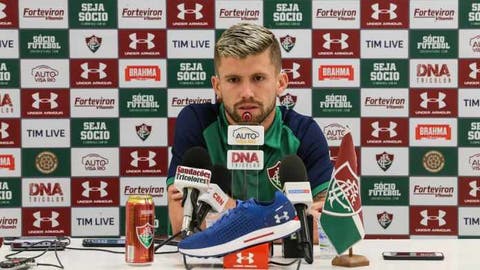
[181,188,200,238]
[298,213,313,264]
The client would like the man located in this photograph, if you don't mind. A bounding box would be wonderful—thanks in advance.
[167,23,333,237]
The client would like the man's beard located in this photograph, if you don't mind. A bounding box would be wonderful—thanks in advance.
[224,99,276,124]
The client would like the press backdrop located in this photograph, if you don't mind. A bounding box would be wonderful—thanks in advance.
[0,0,479,239]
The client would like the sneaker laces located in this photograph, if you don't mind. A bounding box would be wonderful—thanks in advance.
[214,198,255,227]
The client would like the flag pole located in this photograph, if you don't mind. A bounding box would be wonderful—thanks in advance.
[321,132,370,267]
[331,246,369,267]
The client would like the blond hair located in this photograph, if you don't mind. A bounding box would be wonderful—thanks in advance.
[214,23,281,74]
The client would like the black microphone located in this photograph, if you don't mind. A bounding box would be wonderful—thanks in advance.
[280,155,314,264]
[174,147,212,238]
[194,165,232,231]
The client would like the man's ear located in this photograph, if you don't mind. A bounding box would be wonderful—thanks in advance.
[211,75,221,100]
[276,72,289,96]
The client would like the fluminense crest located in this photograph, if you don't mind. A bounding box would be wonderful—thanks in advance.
[324,162,361,216]
[136,223,154,248]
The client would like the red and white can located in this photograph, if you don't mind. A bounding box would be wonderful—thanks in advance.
[125,194,155,265]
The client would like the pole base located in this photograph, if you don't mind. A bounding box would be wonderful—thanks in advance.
[331,254,370,267]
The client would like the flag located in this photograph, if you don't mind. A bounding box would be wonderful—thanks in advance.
[320,132,364,255]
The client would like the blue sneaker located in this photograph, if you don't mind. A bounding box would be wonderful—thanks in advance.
[178,191,301,258]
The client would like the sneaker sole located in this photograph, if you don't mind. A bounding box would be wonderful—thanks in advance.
[179,219,301,258]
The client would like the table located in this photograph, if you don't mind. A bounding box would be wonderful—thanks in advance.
[0,238,478,269]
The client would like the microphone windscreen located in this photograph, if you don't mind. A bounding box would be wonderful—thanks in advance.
[181,146,212,169]
[210,164,232,196]
[279,154,308,185]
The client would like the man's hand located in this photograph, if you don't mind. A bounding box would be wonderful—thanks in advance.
[309,191,327,245]
[168,184,237,234]
[167,184,184,235]
[168,184,183,202]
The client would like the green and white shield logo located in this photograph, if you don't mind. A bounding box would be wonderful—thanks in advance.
[136,223,154,249]
[267,161,282,190]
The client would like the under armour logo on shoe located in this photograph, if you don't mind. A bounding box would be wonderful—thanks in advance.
[274,211,290,224]
[129,33,155,50]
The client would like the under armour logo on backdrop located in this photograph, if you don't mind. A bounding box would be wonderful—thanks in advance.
[469,181,480,197]
[371,121,397,138]
[420,210,446,227]
[129,33,155,50]
[80,62,107,79]
[33,211,59,228]
[81,181,108,198]
[371,3,397,20]
[32,92,58,109]
[177,3,203,20]
[130,150,156,167]
[0,122,9,139]
[323,33,349,50]
[0,3,6,19]
[469,62,480,79]
[282,62,301,79]
[420,92,446,109]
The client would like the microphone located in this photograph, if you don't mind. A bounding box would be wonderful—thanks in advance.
[242,112,252,122]
[194,165,232,230]
[279,154,314,264]
[174,147,212,237]
[226,122,265,188]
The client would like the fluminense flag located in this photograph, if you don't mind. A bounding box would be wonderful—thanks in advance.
[320,131,364,255]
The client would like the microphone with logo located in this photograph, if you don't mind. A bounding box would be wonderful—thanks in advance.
[174,146,212,238]
[226,112,265,199]
[280,154,314,264]
[193,164,232,230]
